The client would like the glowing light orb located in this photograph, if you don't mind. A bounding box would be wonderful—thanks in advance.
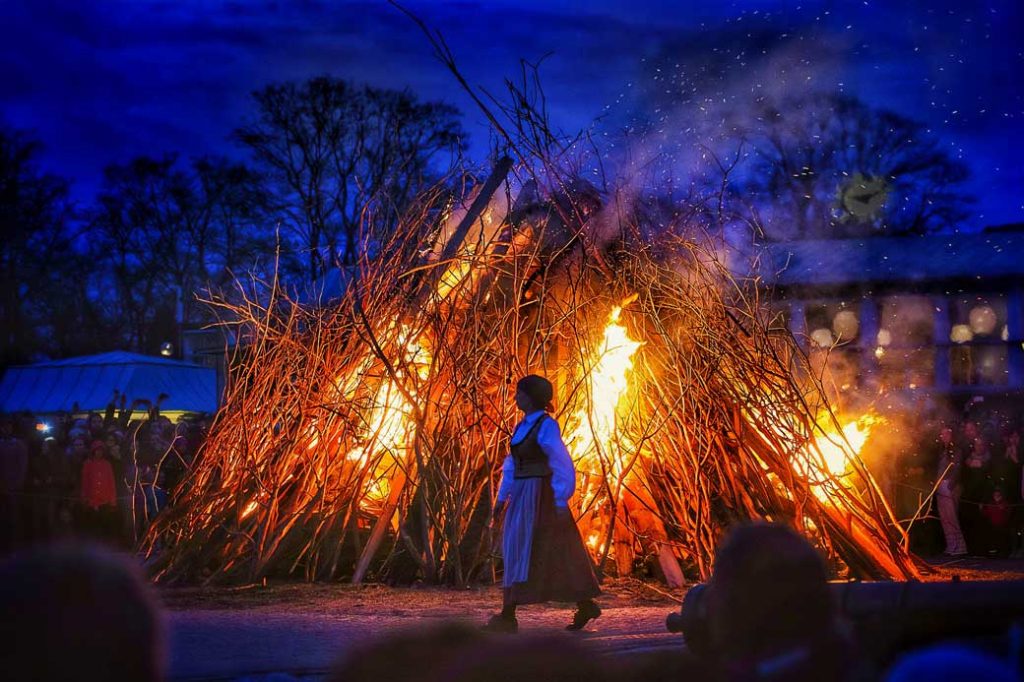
[810,328,834,348]
[969,305,997,335]
[832,310,859,340]
[950,324,973,344]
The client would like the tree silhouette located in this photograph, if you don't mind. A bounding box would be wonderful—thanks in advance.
[235,77,465,280]
[0,126,78,365]
[89,155,272,353]
[743,93,972,239]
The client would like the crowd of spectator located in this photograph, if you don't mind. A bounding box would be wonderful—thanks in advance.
[3,393,1023,564]
[0,391,208,553]
[890,407,1023,558]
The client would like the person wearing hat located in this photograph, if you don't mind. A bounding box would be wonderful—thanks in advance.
[483,375,601,633]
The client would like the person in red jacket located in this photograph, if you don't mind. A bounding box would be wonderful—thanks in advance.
[981,488,1013,556]
[80,441,117,542]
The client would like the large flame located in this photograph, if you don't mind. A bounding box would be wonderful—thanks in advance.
[814,416,877,476]
[567,302,643,482]
[240,327,431,521]
[796,414,881,502]
[345,325,432,506]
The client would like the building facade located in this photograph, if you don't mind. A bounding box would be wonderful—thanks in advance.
[757,228,1024,402]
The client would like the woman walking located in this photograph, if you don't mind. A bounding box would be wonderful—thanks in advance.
[484,375,601,633]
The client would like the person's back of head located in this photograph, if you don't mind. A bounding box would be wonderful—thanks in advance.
[438,633,611,682]
[706,522,844,682]
[884,643,1020,682]
[330,622,480,682]
[330,622,612,682]
[0,542,163,681]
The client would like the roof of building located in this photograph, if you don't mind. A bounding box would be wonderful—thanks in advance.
[757,230,1024,288]
[0,351,217,414]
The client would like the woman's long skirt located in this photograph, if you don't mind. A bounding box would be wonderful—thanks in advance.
[502,477,601,605]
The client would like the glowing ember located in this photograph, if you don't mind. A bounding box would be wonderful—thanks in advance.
[240,499,258,520]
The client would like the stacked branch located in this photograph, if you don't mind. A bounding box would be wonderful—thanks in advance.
[144,20,920,582]
[142,156,920,584]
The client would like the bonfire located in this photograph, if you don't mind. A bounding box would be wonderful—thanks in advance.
[142,36,920,585]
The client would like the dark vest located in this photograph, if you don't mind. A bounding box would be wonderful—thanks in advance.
[511,415,552,479]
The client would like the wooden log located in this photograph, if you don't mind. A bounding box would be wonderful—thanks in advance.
[352,463,412,584]
[434,157,513,280]
[658,544,686,589]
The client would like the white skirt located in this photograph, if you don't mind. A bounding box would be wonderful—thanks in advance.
[501,477,543,586]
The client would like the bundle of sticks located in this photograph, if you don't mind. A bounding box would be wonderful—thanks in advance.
[142,157,920,585]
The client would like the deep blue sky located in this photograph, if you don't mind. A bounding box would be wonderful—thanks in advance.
[2,0,1021,228]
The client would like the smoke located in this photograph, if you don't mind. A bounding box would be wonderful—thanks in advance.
[604,25,846,193]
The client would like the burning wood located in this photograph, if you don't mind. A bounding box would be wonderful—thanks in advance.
[141,162,920,585]
[142,24,920,584]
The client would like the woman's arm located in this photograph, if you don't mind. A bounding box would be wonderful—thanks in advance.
[496,454,515,504]
[539,418,576,507]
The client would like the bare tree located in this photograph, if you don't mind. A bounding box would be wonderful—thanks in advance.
[235,77,465,280]
[90,156,180,351]
[743,93,972,239]
[89,155,272,353]
[0,125,78,365]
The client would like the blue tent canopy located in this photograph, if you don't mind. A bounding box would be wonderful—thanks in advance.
[0,351,218,414]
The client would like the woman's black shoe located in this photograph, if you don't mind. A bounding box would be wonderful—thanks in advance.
[565,600,601,631]
[482,613,519,634]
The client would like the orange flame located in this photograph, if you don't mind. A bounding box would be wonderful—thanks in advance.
[345,325,432,505]
[796,414,881,501]
[567,301,643,498]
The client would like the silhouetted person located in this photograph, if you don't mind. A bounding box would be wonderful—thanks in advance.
[883,643,1019,682]
[81,441,118,542]
[706,522,849,682]
[0,542,163,681]
[933,426,967,556]
[981,488,1013,556]
[961,435,992,554]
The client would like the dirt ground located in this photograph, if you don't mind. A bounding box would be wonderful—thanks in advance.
[160,575,680,613]
[162,578,683,680]
[161,559,1024,680]
[159,556,1024,614]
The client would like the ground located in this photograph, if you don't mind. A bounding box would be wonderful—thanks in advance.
[161,558,1024,681]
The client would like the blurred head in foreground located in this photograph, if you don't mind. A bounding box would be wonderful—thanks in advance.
[0,542,163,681]
[331,621,612,682]
[884,643,1019,682]
[707,522,845,681]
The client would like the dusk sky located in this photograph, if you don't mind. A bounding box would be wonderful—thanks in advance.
[2,0,1022,228]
